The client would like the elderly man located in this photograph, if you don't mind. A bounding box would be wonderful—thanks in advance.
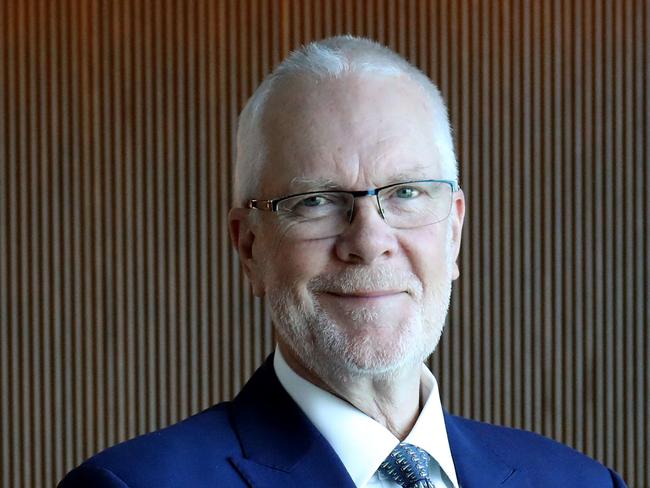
[60,36,625,487]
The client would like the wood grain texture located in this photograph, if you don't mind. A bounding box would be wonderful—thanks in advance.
[0,1,647,486]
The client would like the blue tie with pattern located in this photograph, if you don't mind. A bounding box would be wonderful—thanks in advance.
[378,442,437,488]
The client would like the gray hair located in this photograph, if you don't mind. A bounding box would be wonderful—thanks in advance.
[234,35,458,206]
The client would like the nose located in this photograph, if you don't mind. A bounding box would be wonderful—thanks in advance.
[334,197,398,264]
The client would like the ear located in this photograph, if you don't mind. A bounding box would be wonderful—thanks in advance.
[228,207,266,297]
[450,189,466,280]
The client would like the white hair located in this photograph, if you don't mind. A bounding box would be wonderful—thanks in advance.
[234,35,458,206]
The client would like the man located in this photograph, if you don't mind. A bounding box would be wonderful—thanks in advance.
[60,36,626,487]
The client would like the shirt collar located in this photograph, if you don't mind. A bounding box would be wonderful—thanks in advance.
[274,348,459,488]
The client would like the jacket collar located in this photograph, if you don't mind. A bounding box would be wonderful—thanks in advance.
[228,354,356,487]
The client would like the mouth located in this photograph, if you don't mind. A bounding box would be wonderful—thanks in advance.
[323,290,407,300]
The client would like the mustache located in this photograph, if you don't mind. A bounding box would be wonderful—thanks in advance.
[308,266,423,299]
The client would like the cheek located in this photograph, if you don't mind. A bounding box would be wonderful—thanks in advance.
[264,237,334,288]
[400,226,451,282]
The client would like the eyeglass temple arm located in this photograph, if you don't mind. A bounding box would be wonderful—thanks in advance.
[247,199,275,211]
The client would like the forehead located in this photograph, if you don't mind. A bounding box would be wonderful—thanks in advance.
[258,74,445,195]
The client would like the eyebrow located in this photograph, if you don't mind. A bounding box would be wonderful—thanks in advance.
[287,166,435,193]
[289,176,340,193]
[388,170,431,182]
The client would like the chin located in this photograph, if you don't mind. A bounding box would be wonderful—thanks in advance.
[332,319,428,368]
[271,291,445,382]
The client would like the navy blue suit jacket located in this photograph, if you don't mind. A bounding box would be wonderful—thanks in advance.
[59,355,626,487]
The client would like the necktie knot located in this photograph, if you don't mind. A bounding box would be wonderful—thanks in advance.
[378,442,436,488]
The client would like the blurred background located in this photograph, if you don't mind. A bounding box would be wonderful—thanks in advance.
[0,1,648,486]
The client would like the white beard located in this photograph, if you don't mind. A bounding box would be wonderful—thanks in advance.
[267,229,455,382]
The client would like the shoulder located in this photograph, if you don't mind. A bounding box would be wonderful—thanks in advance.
[446,414,626,487]
[59,402,247,488]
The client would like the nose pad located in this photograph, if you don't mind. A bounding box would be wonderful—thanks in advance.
[373,193,387,220]
[376,198,386,220]
[346,202,354,223]
[347,195,386,223]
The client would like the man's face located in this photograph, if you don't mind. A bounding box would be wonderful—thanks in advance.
[231,75,465,380]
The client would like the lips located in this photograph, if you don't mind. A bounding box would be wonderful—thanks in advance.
[327,290,404,298]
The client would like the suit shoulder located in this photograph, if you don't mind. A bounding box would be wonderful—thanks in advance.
[59,401,246,487]
[446,414,626,486]
[94,401,239,460]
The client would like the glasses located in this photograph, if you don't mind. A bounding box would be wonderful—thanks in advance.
[247,179,459,239]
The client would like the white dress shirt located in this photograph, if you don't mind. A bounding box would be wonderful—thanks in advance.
[274,349,459,488]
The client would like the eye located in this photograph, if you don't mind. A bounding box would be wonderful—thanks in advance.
[300,195,330,207]
[277,192,348,218]
[393,186,421,199]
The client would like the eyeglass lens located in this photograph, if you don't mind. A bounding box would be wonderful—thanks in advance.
[276,181,453,239]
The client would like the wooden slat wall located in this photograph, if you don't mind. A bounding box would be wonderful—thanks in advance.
[0,1,647,486]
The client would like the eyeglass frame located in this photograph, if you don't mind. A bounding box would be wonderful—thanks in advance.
[246,178,460,226]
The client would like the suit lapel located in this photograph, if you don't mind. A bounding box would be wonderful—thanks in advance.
[445,413,528,487]
[228,355,356,488]
[228,355,527,487]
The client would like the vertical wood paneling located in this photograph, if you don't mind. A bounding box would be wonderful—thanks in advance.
[0,1,647,486]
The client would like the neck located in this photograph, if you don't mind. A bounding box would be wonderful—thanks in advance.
[278,343,423,440]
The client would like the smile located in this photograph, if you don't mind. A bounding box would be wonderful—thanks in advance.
[324,290,406,300]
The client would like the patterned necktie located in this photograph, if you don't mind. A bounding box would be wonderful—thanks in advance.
[378,442,437,488]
